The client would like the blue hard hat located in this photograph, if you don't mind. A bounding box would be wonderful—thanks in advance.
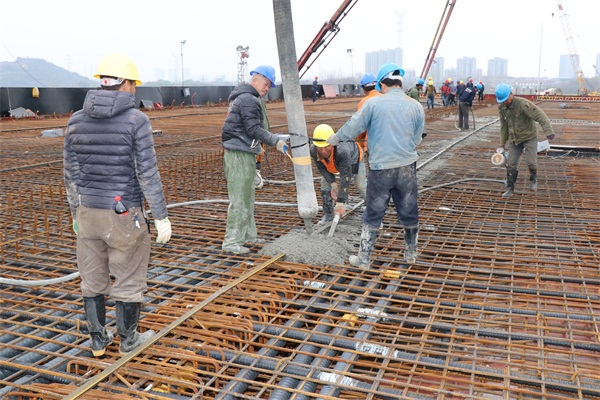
[360,73,377,88]
[250,65,276,88]
[495,83,512,103]
[376,63,405,92]
[417,78,425,86]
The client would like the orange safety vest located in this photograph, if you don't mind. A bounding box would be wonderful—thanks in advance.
[319,144,363,174]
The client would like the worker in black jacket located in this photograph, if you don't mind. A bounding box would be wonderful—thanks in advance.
[458,80,476,130]
[64,53,171,357]
[309,124,366,224]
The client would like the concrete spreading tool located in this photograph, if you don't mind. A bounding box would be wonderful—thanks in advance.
[327,212,341,237]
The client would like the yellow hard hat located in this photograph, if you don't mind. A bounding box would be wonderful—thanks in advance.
[94,53,142,86]
[428,80,434,86]
[312,124,334,147]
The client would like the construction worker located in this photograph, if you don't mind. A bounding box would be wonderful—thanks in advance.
[425,77,437,109]
[447,78,457,106]
[64,53,172,357]
[356,73,382,177]
[408,78,424,102]
[310,124,366,224]
[326,62,425,267]
[458,80,476,130]
[312,76,319,102]
[221,65,288,254]
[477,81,485,102]
[495,83,555,197]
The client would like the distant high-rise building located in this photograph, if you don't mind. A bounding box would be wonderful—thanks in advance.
[559,54,578,80]
[487,58,508,78]
[456,57,477,81]
[365,48,403,76]
[427,57,444,86]
[595,54,600,76]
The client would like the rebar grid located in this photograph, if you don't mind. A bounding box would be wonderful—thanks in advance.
[1,99,599,399]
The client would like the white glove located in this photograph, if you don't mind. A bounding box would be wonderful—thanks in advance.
[326,134,340,146]
[154,218,172,244]
[276,140,289,155]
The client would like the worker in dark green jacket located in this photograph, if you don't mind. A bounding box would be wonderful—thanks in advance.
[495,83,555,197]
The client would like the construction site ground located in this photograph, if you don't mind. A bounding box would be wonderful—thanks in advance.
[0,95,599,399]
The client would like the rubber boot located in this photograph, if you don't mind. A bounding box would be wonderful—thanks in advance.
[502,168,518,198]
[83,295,113,357]
[317,190,334,225]
[529,171,537,191]
[404,226,419,264]
[349,225,378,268]
[116,301,155,355]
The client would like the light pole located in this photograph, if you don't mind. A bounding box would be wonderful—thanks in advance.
[180,40,187,87]
[347,48,354,79]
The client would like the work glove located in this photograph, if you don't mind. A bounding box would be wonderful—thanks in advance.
[326,134,340,146]
[334,202,345,217]
[330,182,339,202]
[154,217,172,244]
[72,220,78,235]
[276,140,288,155]
[546,134,555,141]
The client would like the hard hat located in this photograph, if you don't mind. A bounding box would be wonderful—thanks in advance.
[428,80,434,86]
[312,124,335,147]
[375,62,404,92]
[495,83,512,103]
[417,78,425,86]
[448,78,453,82]
[315,76,318,79]
[429,76,433,80]
[250,65,277,88]
[459,80,464,84]
[360,73,377,88]
[476,83,483,90]
[94,53,141,86]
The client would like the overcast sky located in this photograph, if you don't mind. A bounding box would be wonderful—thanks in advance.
[1,0,598,84]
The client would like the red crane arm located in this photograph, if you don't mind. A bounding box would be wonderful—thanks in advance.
[297,0,359,79]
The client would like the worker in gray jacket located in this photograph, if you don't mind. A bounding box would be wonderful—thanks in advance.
[495,83,555,197]
[309,124,366,224]
[221,65,288,254]
[64,53,171,357]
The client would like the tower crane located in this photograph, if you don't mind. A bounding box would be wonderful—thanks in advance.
[555,0,596,95]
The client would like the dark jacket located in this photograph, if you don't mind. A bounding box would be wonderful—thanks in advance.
[309,141,361,203]
[64,90,168,220]
[459,82,476,105]
[499,96,554,146]
[222,83,278,154]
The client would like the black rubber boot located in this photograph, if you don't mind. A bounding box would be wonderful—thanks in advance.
[317,190,335,225]
[404,226,419,264]
[529,170,537,191]
[502,168,518,198]
[83,295,113,357]
[116,301,155,355]
[349,225,379,268]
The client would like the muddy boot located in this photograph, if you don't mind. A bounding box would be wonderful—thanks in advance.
[349,225,378,268]
[529,171,537,191]
[317,190,334,225]
[403,226,419,264]
[116,301,155,355]
[502,168,518,198]
[83,295,113,357]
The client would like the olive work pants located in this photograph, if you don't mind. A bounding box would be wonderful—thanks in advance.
[506,136,537,175]
[222,150,258,248]
[76,205,150,303]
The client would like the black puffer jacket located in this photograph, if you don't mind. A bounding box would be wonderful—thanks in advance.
[64,90,168,220]
[222,83,278,154]
[309,141,361,204]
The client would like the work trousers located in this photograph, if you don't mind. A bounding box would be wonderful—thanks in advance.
[223,150,257,248]
[506,137,538,173]
[458,102,471,129]
[362,163,419,230]
[427,95,435,109]
[76,205,150,303]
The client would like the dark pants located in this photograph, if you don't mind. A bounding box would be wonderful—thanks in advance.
[458,102,471,129]
[362,164,419,230]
